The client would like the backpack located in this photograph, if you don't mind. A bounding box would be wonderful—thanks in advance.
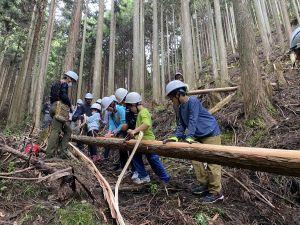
[50,81,61,103]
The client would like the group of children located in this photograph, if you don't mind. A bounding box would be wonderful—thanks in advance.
[70,72,224,203]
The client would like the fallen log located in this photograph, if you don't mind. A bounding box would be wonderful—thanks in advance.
[188,83,277,95]
[71,136,300,177]
[209,92,236,114]
[188,86,238,95]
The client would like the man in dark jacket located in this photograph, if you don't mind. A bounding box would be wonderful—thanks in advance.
[46,71,78,157]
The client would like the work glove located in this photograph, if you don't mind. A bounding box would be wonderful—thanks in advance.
[184,137,197,144]
[163,136,178,144]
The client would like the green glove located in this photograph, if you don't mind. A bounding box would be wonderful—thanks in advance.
[185,137,196,144]
[163,136,178,144]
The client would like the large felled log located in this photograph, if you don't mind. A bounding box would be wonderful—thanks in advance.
[71,135,300,177]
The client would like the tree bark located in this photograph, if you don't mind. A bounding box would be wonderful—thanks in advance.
[279,0,292,42]
[160,5,166,98]
[63,0,83,72]
[108,0,116,95]
[71,136,300,178]
[152,0,160,103]
[225,1,236,54]
[213,0,229,86]
[77,0,89,99]
[233,0,271,119]
[166,15,171,82]
[270,0,285,50]
[93,0,105,99]
[181,0,196,89]
[207,1,219,80]
[132,0,140,93]
[7,5,37,125]
[139,0,145,96]
[254,0,271,62]
[292,0,300,25]
[34,0,56,128]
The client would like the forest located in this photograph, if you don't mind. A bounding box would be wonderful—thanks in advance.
[0,0,299,224]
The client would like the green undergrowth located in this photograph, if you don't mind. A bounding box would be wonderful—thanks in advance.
[245,117,268,146]
[194,206,225,225]
[55,200,103,225]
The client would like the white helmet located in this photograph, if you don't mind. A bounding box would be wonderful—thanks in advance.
[91,103,101,111]
[96,99,102,104]
[64,71,78,82]
[165,80,187,96]
[85,93,94,99]
[290,27,300,50]
[125,92,142,104]
[101,96,114,110]
[110,95,117,102]
[76,99,83,105]
[115,88,128,103]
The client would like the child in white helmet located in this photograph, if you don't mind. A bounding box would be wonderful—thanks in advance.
[126,92,170,185]
[85,103,102,162]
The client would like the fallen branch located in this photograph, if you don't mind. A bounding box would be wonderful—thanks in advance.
[68,143,125,225]
[0,166,34,176]
[209,92,236,114]
[222,169,275,208]
[115,132,143,212]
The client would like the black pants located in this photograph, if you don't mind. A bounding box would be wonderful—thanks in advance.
[87,130,99,157]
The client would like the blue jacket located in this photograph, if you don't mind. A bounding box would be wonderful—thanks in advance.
[87,112,101,132]
[109,105,126,134]
[50,81,71,107]
[175,96,220,139]
[72,103,92,122]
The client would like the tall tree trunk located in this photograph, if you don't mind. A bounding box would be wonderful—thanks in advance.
[225,1,236,54]
[34,0,56,128]
[160,5,165,98]
[152,0,160,103]
[172,6,178,73]
[7,5,37,126]
[181,0,196,89]
[230,3,238,46]
[292,0,300,25]
[92,0,105,99]
[191,16,199,79]
[20,0,47,119]
[207,1,219,80]
[254,0,271,62]
[232,0,270,119]
[77,0,89,99]
[139,0,145,96]
[108,0,116,95]
[279,0,292,42]
[64,0,83,72]
[260,0,273,43]
[166,16,171,82]
[270,0,285,50]
[132,0,140,92]
[195,11,203,71]
[213,0,229,86]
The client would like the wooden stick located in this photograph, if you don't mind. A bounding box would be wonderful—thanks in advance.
[70,136,300,177]
[68,143,125,225]
[114,132,143,212]
[209,92,236,114]
[0,166,34,176]
[222,169,275,208]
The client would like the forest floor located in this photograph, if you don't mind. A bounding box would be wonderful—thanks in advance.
[0,48,299,225]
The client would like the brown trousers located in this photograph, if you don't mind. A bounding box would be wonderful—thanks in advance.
[192,135,222,194]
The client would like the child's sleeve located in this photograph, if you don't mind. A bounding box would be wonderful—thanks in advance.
[116,106,126,132]
[139,110,151,127]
